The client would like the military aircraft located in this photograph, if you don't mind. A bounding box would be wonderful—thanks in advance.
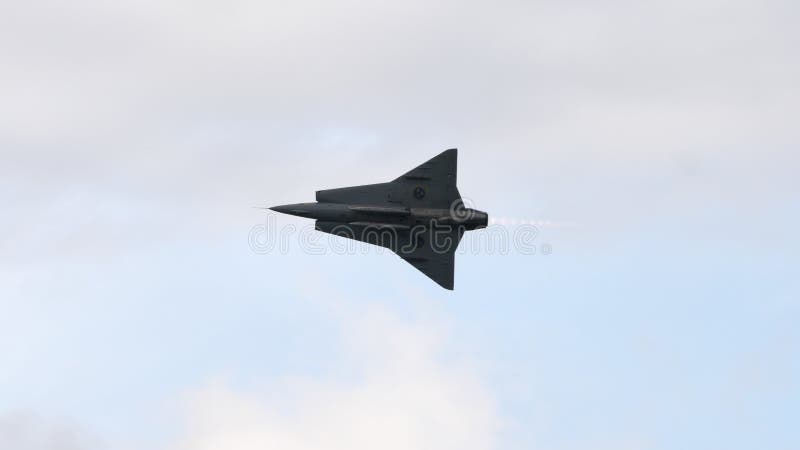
[270,148,488,290]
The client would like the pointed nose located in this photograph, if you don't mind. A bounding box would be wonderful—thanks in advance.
[269,203,314,218]
[269,204,291,214]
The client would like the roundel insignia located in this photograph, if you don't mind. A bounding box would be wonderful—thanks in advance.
[413,186,426,199]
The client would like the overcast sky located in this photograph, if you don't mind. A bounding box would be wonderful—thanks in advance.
[1,0,798,449]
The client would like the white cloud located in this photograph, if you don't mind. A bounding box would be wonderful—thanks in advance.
[1,0,797,261]
[0,413,96,450]
[164,309,499,450]
[0,2,797,449]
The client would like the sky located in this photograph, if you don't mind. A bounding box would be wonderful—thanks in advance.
[1,0,798,449]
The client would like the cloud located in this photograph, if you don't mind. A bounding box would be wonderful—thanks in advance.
[0,2,798,449]
[164,309,499,450]
[0,413,96,450]
[1,0,797,264]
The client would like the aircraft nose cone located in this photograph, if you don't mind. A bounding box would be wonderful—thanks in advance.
[269,204,291,214]
[269,203,314,218]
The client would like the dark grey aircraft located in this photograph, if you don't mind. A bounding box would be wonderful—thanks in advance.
[270,148,488,290]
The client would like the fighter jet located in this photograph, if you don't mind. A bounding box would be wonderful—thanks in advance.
[270,148,488,290]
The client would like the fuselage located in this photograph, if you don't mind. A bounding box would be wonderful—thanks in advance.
[271,202,488,231]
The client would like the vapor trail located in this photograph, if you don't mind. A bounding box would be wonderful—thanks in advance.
[488,216,579,228]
